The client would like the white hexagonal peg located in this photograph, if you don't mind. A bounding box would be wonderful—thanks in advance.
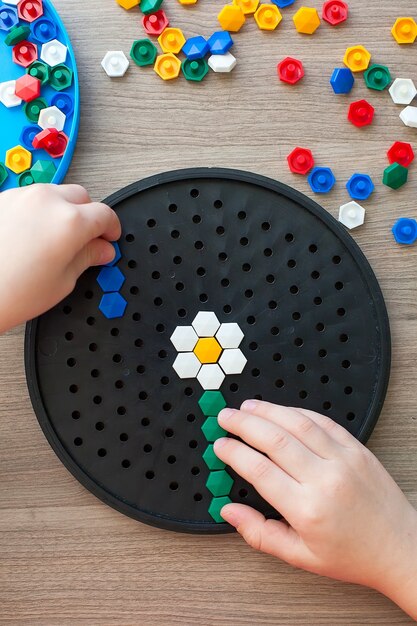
[216,322,244,348]
[219,348,247,375]
[0,80,21,108]
[389,78,417,105]
[208,52,237,73]
[338,201,365,230]
[172,353,201,379]
[399,106,417,128]
[41,39,68,67]
[192,311,220,337]
[170,326,198,351]
[197,364,225,390]
[38,105,66,131]
[101,51,129,77]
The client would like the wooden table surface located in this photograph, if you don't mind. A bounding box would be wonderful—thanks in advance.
[1,0,417,623]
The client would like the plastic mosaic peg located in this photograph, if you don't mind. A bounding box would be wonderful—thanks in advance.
[97,266,125,293]
[346,173,374,201]
[31,17,58,43]
[218,4,245,32]
[343,45,371,72]
[364,64,391,91]
[208,52,236,73]
[271,0,296,6]
[277,57,304,84]
[192,312,220,337]
[392,218,417,245]
[13,40,38,67]
[203,444,226,470]
[308,166,336,193]
[206,470,233,497]
[18,170,35,187]
[18,0,43,22]
[387,142,414,168]
[399,106,417,129]
[182,58,209,82]
[20,125,38,150]
[0,163,8,188]
[391,17,417,44]
[338,201,365,229]
[116,0,140,9]
[5,145,32,174]
[30,159,57,183]
[27,60,50,84]
[49,64,73,91]
[198,390,227,416]
[330,67,354,94]
[170,325,198,352]
[51,92,74,117]
[254,4,282,30]
[182,36,209,60]
[5,24,30,46]
[158,28,186,54]
[0,4,18,30]
[23,97,47,122]
[382,163,408,190]
[293,7,320,34]
[15,74,41,101]
[140,0,164,15]
[32,128,68,158]
[0,79,22,107]
[105,241,122,267]
[177,0,197,5]
[208,496,231,523]
[389,78,417,105]
[98,292,127,319]
[287,147,314,174]
[233,0,259,15]
[40,39,67,66]
[101,51,129,77]
[38,105,66,130]
[172,352,201,379]
[194,337,222,363]
[154,53,181,80]
[216,322,244,348]
[322,0,348,26]
[218,348,247,375]
[131,39,157,66]
[197,363,225,390]
[201,416,227,442]
[142,10,169,36]
[348,99,374,127]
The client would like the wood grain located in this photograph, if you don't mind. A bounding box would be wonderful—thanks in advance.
[1,0,417,623]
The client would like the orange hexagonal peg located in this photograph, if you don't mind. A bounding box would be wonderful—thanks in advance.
[5,145,32,174]
[158,28,186,53]
[154,53,181,80]
[115,0,140,9]
[391,17,417,44]
[293,6,320,34]
[254,4,282,30]
[218,4,245,32]
[233,0,259,15]
[343,45,371,72]
[194,337,222,364]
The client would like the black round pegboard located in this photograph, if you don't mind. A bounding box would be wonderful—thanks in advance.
[25,168,391,533]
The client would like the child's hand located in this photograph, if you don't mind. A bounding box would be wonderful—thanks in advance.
[215,402,417,619]
[0,184,120,332]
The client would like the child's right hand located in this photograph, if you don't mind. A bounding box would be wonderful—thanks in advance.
[0,184,120,333]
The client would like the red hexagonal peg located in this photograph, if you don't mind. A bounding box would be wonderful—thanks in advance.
[14,74,41,102]
[287,147,315,174]
[32,128,69,158]
[12,40,38,67]
[348,99,374,127]
[387,141,414,168]
[322,0,348,26]
[277,57,304,84]
[18,0,44,23]
[142,10,169,36]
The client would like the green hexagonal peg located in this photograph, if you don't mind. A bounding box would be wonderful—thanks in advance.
[130,39,157,66]
[208,496,232,523]
[27,61,50,86]
[201,416,227,442]
[0,163,8,189]
[24,98,48,123]
[140,0,163,15]
[206,470,233,497]
[5,25,31,46]
[31,160,57,184]
[182,58,209,82]
[202,444,226,470]
[198,391,226,416]
[18,170,35,187]
[383,162,408,190]
[50,64,73,91]
[364,64,391,91]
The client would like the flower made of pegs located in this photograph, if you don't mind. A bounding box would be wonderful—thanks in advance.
[170,311,247,523]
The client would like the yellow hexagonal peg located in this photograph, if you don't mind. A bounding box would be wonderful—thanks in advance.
[391,17,417,44]
[343,45,371,72]
[194,337,222,364]
[218,4,246,32]
[254,4,282,30]
[154,53,181,80]
[158,28,186,53]
[293,6,320,34]
[233,0,259,16]
[115,0,140,9]
[177,0,197,5]
[5,145,32,174]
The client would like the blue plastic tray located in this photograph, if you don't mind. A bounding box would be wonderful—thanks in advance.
[0,0,80,189]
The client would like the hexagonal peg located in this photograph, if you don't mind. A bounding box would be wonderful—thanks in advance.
[389,78,417,105]
[23,97,47,122]
[0,4,18,30]
[30,159,57,183]
[307,166,336,193]
[181,58,209,82]
[218,5,245,32]
[348,99,374,127]
[208,52,236,73]
[201,416,227,442]
[182,36,209,60]
[130,38,157,66]
[218,348,247,375]
[391,17,417,44]
[206,470,233,497]
[99,292,127,319]
[208,496,231,523]
[364,64,391,91]
[5,145,32,174]
[31,17,57,43]
[177,0,197,4]
[140,0,163,15]
[154,53,181,80]
[322,0,348,25]
[330,67,354,94]
[26,60,50,85]
[338,201,365,230]
[51,93,74,117]
[197,364,225,390]
[399,106,417,129]
[38,105,66,131]
[233,0,259,14]
[293,7,320,34]
[216,322,244,348]
[105,241,122,267]
[0,80,22,107]
[194,337,222,363]
[13,40,38,67]
[343,45,371,72]
[115,0,140,9]
[203,444,226,470]
[387,142,414,168]
[170,325,198,351]
[97,266,125,292]
[277,57,304,84]
[5,24,30,46]
[392,218,417,245]
[158,28,185,54]
[18,0,43,22]
[192,312,220,336]
[142,10,169,36]
[346,173,374,200]
[287,146,314,175]
[382,162,408,190]
[18,170,35,187]
[198,390,226,416]
[172,352,201,379]
[32,128,68,158]
[208,31,233,55]
[271,0,296,5]
[0,163,9,189]
[101,51,129,77]
[15,74,41,102]
[254,4,282,30]
[50,64,73,91]
[40,39,67,67]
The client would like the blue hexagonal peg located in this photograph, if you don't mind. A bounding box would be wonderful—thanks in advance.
[182,36,209,60]
[308,167,336,193]
[346,173,374,200]
[207,31,233,54]
[392,218,417,245]
[105,241,122,267]
[97,266,125,292]
[330,67,355,94]
[99,292,127,319]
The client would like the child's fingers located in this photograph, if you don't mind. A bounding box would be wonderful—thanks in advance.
[221,503,305,565]
[56,184,92,205]
[213,437,300,518]
[79,202,121,244]
[293,407,357,449]
[218,408,322,481]
[71,238,116,276]
[238,400,342,459]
